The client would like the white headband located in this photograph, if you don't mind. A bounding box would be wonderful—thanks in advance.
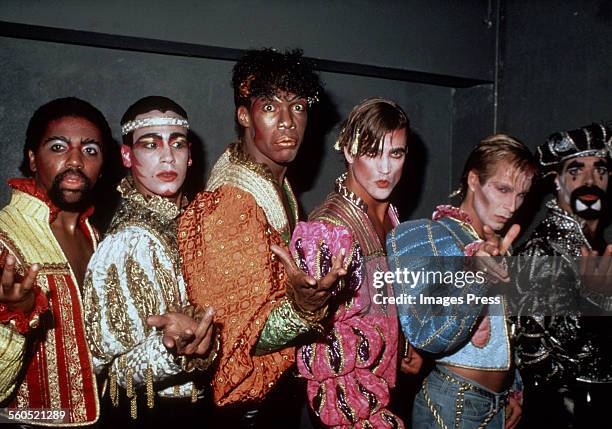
[121,117,189,136]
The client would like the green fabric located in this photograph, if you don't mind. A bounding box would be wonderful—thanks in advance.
[254,298,311,355]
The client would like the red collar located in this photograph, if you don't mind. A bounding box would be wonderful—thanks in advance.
[8,178,95,227]
[432,204,473,225]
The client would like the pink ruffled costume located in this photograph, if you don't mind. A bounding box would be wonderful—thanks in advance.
[292,186,403,429]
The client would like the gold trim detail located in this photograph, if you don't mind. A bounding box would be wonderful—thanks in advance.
[206,143,297,234]
[125,255,160,335]
[82,271,106,361]
[152,250,181,309]
[118,176,181,221]
[105,264,135,349]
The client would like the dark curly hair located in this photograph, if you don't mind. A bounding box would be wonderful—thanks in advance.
[232,48,322,134]
[21,97,113,177]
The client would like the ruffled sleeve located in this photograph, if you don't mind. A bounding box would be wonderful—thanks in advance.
[295,221,404,428]
[386,219,488,355]
[0,323,25,403]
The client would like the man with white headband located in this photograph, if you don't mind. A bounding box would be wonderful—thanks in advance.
[83,96,218,426]
[514,122,612,429]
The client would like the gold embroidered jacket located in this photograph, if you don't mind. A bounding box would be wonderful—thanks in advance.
[83,177,197,410]
[179,143,314,406]
[0,178,99,426]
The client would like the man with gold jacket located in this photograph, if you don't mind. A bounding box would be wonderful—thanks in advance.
[178,49,345,428]
[83,96,217,427]
[0,97,111,425]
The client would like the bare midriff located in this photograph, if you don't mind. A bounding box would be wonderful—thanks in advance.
[441,364,512,393]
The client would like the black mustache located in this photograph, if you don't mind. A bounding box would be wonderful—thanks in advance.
[572,185,605,199]
[54,168,90,185]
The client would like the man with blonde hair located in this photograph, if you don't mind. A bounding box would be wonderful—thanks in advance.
[388,134,537,429]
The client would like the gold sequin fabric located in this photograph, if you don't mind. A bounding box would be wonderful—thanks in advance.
[178,142,300,405]
[179,186,295,406]
[205,143,298,237]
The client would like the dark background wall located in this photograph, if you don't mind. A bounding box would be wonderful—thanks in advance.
[0,0,496,229]
[497,0,612,242]
[0,0,609,239]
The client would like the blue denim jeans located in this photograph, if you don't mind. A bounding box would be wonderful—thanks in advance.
[412,365,508,429]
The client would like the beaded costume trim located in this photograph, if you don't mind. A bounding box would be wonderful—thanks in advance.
[205,143,298,235]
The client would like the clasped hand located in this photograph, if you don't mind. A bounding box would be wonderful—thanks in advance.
[147,306,215,358]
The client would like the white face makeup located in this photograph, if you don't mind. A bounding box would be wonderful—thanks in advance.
[556,156,609,220]
[345,128,407,202]
[121,110,190,201]
[470,160,533,231]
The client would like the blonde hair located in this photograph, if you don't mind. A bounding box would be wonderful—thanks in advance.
[452,134,538,201]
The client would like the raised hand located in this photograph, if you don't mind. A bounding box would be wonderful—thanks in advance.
[504,396,522,429]
[270,244,347,313]
[474,224,521,283]
[580,244,612,295]
[147,306,215,357]
[480,224,520,256]
[0,255,40,313]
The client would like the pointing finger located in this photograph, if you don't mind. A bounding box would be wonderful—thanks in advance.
[1,255,16,289]
[500,224,521,255]
[20,264,40,293]
[146,314,168,329]
[270,244,299,275]
[193,307,214,343]
[482,225,498,244]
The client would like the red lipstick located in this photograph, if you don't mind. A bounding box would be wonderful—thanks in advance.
[156,171,178,182]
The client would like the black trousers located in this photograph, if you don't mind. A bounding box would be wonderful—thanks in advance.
[209,369,307,429]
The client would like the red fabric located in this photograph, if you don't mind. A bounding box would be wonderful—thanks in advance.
[9,272,99,423]
[48,275,70,410]
[1,179,98,424]
[0,285,48,334]
[7,178,94,225]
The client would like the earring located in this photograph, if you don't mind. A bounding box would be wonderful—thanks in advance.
[188,159,193,167]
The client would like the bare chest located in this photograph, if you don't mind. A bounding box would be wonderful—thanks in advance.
[369,214,394,247]
[51,226,93,289]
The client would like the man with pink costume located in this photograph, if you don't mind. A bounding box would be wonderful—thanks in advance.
[290,98,418,428]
